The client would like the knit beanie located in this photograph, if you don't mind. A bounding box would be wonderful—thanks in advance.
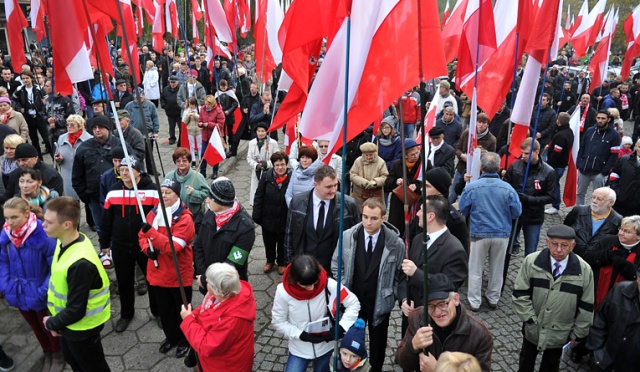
[424,167,452,197]
[161,178,182,197]
[208,177,235,206]
[90,114,113,131]
[120,156,143,173]
[110,146,125,160]
[14,143,38,159]
[340,319,367,359]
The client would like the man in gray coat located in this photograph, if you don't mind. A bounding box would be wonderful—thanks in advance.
[332,197,404,372]
[115,110,146,170]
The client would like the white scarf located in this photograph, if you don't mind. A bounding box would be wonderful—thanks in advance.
[428,141,444,166]
[153,200,181,229]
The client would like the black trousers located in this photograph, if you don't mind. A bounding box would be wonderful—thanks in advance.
[151,285,192,347]
[359,308,390,372]
[263,229,286,266]
[61,332,110,372]
[26,116,52,158]
[167,114,181,142]
[226,121,239,156]
[144,138,155,173]
[112,246,157,319]
[518,337,562,372]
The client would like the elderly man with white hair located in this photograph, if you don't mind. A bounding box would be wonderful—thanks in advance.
[564,187,622,257]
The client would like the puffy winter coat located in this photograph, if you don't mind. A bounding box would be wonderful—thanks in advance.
[373,135,403,170]
[285,159,323,207]
[72,135,124,202]
[0,220,57,311]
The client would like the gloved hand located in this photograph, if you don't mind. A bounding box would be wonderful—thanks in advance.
[517,192,533,204]
[141,222,152,233]
[369,180,378,188]
[147,248,158,261]
[299,331,326,344]
[322,326,345,342]
[619,261,637,280]
[607,249,627,263]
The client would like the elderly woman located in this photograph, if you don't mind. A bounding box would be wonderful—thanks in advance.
[253,151,291,274]
[198,95,226,178]
[0,96,28,141]
[1,134,24,188]
[373,117,403,171]
[180,263,256,371]
[582,215,640,309]
[139,178,195,358]
[285,146,322,206]
[17,169,58,212]
[165,147,210,225]
[247,122,279,206]
[55,114,92,199]
[144,60,160,107]
[272,255,360,372]
[349,142,388,211]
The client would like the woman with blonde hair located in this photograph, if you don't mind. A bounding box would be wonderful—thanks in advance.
[434,352,481,372]
[55,114,92,199]
[144,60,160,107]
[607,107,624,136]
[1,134,25,188]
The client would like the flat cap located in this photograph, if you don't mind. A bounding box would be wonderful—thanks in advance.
[429,127,444,137]
[546,225,576,240]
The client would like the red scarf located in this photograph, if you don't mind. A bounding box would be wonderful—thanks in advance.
[596,247,637,309]
[282,265,328,300]
[3,212,38,248]
[214,200,240,229]
[0,107,13,124]
[67,130,83,147]
[275,173,288,185]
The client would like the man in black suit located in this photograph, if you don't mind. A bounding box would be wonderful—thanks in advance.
[428,127,455,177]
[113,79,133,110]
[398,195,468,335]
[332,198,404,372]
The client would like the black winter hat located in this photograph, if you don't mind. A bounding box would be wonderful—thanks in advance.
[208,177,235,206]
[424,167,451,197]
[120,156,143,173]
[161,178,182,197]
[14,143,39,159]
[110,146,125,160]
[90,114,113,131]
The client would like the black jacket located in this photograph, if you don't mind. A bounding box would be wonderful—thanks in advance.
[587,280,640,371]
[114,90,134,110]
[610,153,640,217]
[576,124,621,175]
[46,94,75,140]
[4,160,64,199]
[385,158,422,237]
[217,92,239,125]
[568,104,597,133]
[564,205,622,257]
[99,175,158,250]
[73,136,128,202]
[432,143,455,177]
[504,158,556,225]
[193,206,255,285]
[546,123,574,168]
[409,205,469,255]
[12,84,46,118]
[252,169,291,233]
[161,85,181,117]
[530,105,557,147]
[582,235,640,298]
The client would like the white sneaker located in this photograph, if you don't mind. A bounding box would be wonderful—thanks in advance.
[545,207,558,214]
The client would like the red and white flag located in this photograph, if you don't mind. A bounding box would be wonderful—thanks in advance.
[192,0,202,45]
[570,0,588,38]
[254,0,284,84]
[49,0,94,96]
[85,13,115,81]
[165,0,179,38]
[203,127,227,166]
[224,0,238,45]
[508,0,562,162]
[238,0,251,37]
[588,7,615,93]
[152,0,166,52]
[204,0,234,43]
[442,0,451,27]
[5,0,28,73]
[565,4,572,32]
[571,0,607,58]
[621,4,640,80]
[562,108,582,207]
[416,83,441,145]
[30,0,46,42]
[466,87,478,175]
[299,0,447,163]
[442,0,468,62]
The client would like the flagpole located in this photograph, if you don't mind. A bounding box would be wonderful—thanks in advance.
[258,3,267,93]
[333,15,351,372]
[115,0,190,307]
[202,0,221,91]
[504,34,521,173]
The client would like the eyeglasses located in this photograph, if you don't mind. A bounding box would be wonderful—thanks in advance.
[175,158,190,164]
[427,300,451,313]
[619,227,638,235]
[548,241,571,249]
[66,122,77,127]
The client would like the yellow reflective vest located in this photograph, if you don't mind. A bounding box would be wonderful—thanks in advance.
[47,234,110,331]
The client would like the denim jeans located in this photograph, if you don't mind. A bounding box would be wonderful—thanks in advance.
[576,171,607,206]
[285,351,332,372]
[87,198,104,236]
[449,170,464,204]
[404,123,415,139]
[200,140,219,177]
[515,223,543,256]
[552,167,565,209]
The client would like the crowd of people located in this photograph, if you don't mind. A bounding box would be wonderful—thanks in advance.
[0,39,639,372]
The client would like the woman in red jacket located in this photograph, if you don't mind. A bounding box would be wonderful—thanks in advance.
[180,262,256,371]
[198,95,226,179]
[139,178,195,358]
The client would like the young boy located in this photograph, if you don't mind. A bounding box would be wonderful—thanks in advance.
[335,319,371,372]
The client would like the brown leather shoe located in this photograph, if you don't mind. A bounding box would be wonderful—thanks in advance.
[263,262,275,273]
[278,266,286,275]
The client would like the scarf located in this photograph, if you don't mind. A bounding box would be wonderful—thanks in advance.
[281,265,328,301]
[214,200,240,229]
[2,157,18,176]
[152,199,181,228]
[477,128,489,139]
[3,212,38,248]
[406,159,417,172]
[621,93,629,110]
[27,186,53,207]
[275,173,288,185]
[596,247,637,309]
[0,107,13,124]
[67,130,83,147]
[256,138,265,151]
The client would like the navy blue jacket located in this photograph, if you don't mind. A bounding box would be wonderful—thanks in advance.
[576,124,621,175]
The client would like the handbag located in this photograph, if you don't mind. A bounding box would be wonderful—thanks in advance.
[359,166,381,200]
[392,184,419,205]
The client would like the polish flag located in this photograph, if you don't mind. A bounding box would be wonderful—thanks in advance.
[254,0,284,84]
[152,0,166,52]
[442,0,468,62]
[134,0,144,35]
[206,32,234,69]
[562,108,582,207]
[192,0,203,45]
[466,87,478,175]
[5,0,28,73]
[565,4,572,32]
[416,83,441,145]
[588,7,615,93]
[456,0,497,94]
[238,0,251,37]
[30,0,46,42]
[86,13,116,81]
[442,0,451,27]
[621,4,640,80]
[203,127,227,166]
[224,0,238,45]
[508,0,562,162]
[204,0,234,43]
[166,0,179,39]
[570,0,588,38]
[571,0,607,58]
[298,0,447,163]
[49,0,94,96]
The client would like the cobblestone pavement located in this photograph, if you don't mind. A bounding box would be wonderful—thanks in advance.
[1,108,619,371]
